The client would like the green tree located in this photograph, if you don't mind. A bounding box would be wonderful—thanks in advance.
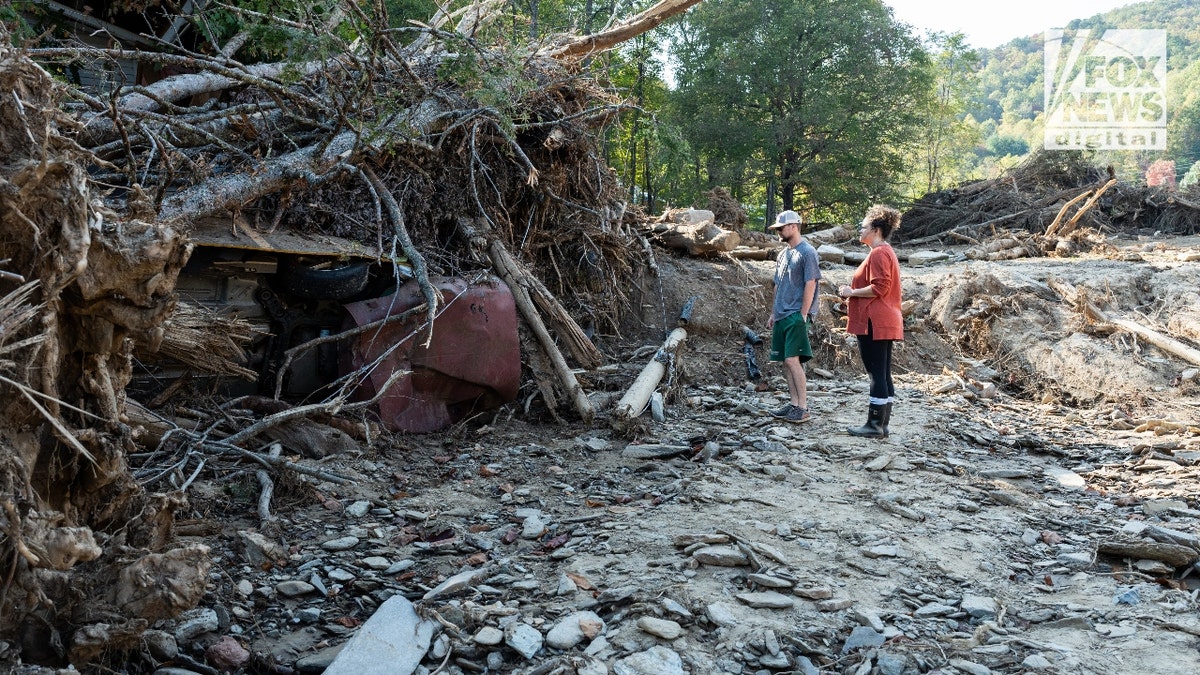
[913,32,981,195]
[668,0,933,221]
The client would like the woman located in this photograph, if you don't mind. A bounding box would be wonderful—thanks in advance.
[838,205,903,438]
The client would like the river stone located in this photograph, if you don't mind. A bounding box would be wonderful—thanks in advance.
[961,594,998,619]
[735,591,795,609]
[504,622,544,659]
[323,595,435,675]
[841,626,885,653]
[636,616,683,640]
[545,611,605,650]
[613,646,685,675]
[321,536,360,551]
[474,627,504,645]
[691,546,749,566]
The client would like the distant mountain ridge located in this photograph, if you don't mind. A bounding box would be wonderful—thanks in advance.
[972,0,1200,126]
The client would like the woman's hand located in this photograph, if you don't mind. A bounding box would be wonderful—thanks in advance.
[838,285,852,298]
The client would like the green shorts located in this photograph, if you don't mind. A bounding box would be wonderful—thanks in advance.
[770,312,813,363]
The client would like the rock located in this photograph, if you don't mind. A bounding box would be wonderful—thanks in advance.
[205,636,250,672]
[345,500,371,517]
[474,627,504,646]
[1022,653,1053,670]
[1144,499,1187,516]
[660,597,693,619]
[636,616,684,639]
[706,603,739,627]
[295,644,344,673]
[613,645,686,675]
[841,626,885,653]
[521,514,546,539]
[321,536,360,551]
[961,594,998,620]
[360,556,391,570]
[1095,623,1136,638]
[863,544,902,558]
[545,611,605,650]
[864,454,894,471]
[948,658,991,675]
[1113,588,1141,605]
[913,602,955,617]
[876,652,908,675]
[815,598,854,612]
[1057,551,1093,568]
[747,573,793,589]
[174,608,219,641]
[794,586,833,599]
[759,652,791,668]
[735,591,795,609]
[323,595,435,675]
[575,656,609,675]
[908,250,951,266]
[239,531,286,565]
[276,580,316,597]
[852,608,884,632]
[504,622,544,659]
[143,630,178,661]
[691,546,749,566]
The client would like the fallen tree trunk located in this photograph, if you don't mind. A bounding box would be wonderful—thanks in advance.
[612,327,687,421]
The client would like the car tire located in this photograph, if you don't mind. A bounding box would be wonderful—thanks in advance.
[276,256,372,301]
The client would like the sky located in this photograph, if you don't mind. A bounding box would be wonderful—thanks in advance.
[884,1,1139,48]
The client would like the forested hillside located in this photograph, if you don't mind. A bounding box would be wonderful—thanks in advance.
[970,0,1200,185]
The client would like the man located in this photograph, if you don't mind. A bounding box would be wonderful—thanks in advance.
[766,210,821,423]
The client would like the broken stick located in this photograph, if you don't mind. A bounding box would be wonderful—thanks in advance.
[613,328,687,420]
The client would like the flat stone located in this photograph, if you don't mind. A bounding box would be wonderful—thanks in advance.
[691,546,749,567]
[636,616,683,640]
[747,573,794,589]
[913,602,955,618]
[908,250,951,266]
[474,627,504,646]
[876,652,907,675]
[1095,624,1136,638]
[841,626,885,653]
[852,608,885,632]
[1057,552,1093,568]
[816,244,845,264]
[863,545,902,558]
[759,652,791,668]
[1022,653,1053,670]
[961,594,998,620]
[706,603,739,627]
[545,611,605,650]
[613,646,685,675]
[295,644,344,673]
[360,556,391,570]
[504,622,544,659]
[794,586,833,599]
[660,598,693,619]
[815,598,854,612]
[1144,499,1187,516]
[323,595,435,675]
[948,658,991,675]
[321,536,360,552]
[345,501,371,517]
[174,608,219,642]
[276,580,316,597]
[735,591,795,609]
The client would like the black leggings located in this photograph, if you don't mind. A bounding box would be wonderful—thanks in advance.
[857,321,894,400]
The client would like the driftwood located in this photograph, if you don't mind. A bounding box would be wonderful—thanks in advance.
[1082,302,1200,368]
[648,209,741,256]
[613,327,687,420]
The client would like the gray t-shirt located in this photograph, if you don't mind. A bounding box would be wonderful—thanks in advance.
[772,239,821,321]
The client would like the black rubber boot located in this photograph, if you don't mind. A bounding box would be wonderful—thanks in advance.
[880,402,892,436]
[848,403,887,438]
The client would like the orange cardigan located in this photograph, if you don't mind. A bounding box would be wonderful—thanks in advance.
[846,243,903,340]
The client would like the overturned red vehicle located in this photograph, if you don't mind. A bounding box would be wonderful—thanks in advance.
[159,222,521,432]
[343,277,520,433]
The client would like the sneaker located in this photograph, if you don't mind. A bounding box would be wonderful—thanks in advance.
[770,403,795,417]
[783,406,812,423]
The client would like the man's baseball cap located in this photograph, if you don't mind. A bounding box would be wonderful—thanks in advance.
[768,210,802,229]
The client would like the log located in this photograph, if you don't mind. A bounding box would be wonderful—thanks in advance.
[1083,303,1200,368]
[546,0,704,58]
[655,222,741,256]
[613,328,687,420]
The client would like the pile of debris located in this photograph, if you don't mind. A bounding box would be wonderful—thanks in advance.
[899,150,1200,253]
